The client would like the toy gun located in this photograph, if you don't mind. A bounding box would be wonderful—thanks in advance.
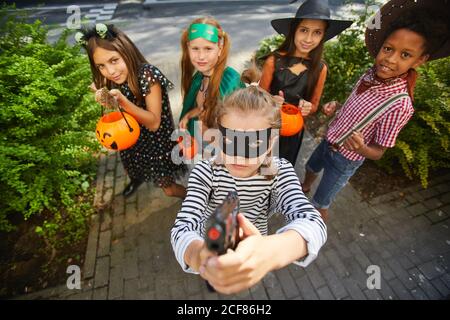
[205,191,240,255]
[204,191,240,292]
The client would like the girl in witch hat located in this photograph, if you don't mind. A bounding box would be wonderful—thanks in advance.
[255,0,353,167]
[302,0,450,222]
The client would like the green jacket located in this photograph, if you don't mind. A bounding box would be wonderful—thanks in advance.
[179,66,245,137]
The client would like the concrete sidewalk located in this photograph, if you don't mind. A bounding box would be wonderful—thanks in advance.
[16,1,450,300]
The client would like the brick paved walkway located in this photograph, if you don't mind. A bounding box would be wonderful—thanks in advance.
[14,3,450,300]
[18,130,450,300]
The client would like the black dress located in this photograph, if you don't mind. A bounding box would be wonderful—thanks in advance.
[269,55,323,166]
[118,64,187,188]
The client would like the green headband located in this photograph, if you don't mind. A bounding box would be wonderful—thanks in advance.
[188,23,219,43]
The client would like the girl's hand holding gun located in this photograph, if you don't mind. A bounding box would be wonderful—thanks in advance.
[200,213,272,295]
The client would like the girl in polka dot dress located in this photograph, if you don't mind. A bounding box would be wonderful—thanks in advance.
[76,24,187,198]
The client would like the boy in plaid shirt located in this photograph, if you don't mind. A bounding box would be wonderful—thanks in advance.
[302,0,450,221]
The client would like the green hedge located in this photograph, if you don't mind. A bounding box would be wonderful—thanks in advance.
[378,58,450,187]
[254,2,450,188]
[0,7,100,246]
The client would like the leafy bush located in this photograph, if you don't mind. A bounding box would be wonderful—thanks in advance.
[377,58,450,187]
[321,14,373,103]
[0,6,100,246]
[253,0,450,187]
[254,34,286,64]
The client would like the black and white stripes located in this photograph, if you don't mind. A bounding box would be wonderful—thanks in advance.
[171,157,327,273]
[84,3,118,24]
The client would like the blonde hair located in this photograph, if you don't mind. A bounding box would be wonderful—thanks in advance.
[240,55,262,85]
[215,86,282,178]
[180,17,230,128]
[216,86,281,129]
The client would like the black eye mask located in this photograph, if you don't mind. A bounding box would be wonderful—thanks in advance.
[218,124,272,159]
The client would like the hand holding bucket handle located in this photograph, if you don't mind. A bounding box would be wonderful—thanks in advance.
[272,90,285,107]
[95,87,135,133]
[298,99,313,117]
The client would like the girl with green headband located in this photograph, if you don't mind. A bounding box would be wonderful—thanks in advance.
[179,17,245,147]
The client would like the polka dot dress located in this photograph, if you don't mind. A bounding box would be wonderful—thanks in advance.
[118,64,187,188]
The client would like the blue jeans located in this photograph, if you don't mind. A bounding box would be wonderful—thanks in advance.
[305,140,364,209]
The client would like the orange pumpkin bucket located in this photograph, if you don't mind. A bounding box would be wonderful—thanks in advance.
[95,111,140,151]
[177,135,198,160]
[280,103,304,136]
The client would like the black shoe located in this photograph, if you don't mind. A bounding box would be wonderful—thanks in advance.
[122,179,144,197]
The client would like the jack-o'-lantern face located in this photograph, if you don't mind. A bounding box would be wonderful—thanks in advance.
[95,111,140,151]
[96,129,118,150]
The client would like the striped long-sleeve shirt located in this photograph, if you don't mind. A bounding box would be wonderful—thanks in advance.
[171,157,327,274]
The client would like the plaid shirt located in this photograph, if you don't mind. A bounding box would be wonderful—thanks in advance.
[326,67,414,161]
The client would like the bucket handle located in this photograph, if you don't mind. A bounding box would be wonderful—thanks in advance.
[99,87,134,133]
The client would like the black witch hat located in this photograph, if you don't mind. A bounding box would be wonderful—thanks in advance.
[271,0,353,42]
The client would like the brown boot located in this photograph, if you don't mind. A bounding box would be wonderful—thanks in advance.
[317,208,329,223]
[300,182,310,195]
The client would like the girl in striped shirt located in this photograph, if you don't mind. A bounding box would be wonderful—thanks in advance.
[171,86,327,295]
[302,1,449,221]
